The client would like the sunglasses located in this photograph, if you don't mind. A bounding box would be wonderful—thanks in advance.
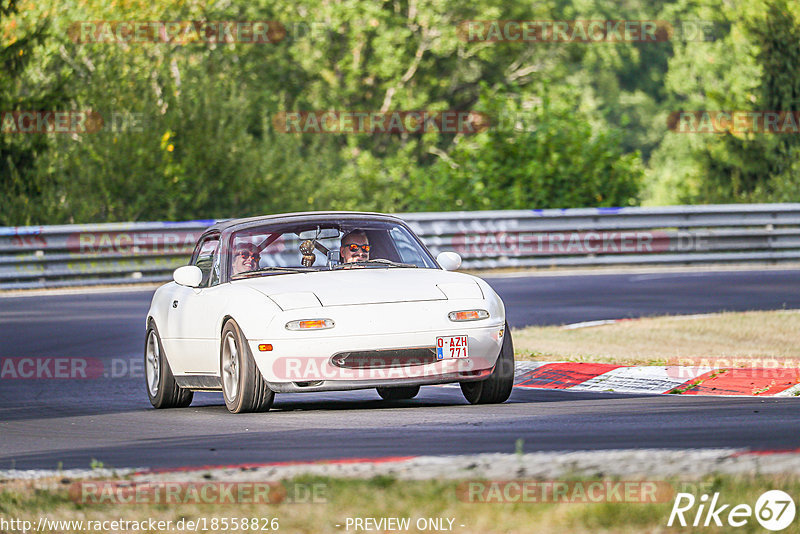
[345,243,370,253]
[237,251,260,261]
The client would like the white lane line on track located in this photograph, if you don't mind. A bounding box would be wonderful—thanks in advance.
[560,309,800,330]
[0,284,160,298]
[479,264,800,280]
[561,319,622,329]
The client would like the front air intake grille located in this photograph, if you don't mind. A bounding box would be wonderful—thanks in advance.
[331,347,437,369]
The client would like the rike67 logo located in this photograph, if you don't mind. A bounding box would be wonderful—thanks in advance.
[668,490,796,531]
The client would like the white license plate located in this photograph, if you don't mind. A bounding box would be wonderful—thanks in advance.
[436,335,469,359]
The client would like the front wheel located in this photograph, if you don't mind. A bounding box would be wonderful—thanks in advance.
[145,322,193,408]
[460,324,515,404]
[221,320,274,413]
[376,385,420,400]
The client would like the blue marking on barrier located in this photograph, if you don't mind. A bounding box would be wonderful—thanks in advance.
[0,226,42,236]
[161,220,217,226]
[530,209,569,215]
[596,207,623,214]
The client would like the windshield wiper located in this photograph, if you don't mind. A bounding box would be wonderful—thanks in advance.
[333,259,418,269]
[233,267,315,278]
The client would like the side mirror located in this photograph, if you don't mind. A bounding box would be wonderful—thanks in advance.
[437,251,462,271]
[173,265,203,287]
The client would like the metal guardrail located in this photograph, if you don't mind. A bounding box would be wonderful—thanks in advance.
[2,204,799,290]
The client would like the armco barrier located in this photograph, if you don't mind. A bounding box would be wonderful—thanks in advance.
[0,220,214,290]
[1,204,799,289]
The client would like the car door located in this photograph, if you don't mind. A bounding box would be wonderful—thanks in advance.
[167,234,230,375]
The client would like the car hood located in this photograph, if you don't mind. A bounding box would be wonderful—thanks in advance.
[237,268,482,308]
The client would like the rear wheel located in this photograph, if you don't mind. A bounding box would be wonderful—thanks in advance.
[145,322,193,408]
[460,324,515,404]
[221,320,274,413]
[376,385,420,400]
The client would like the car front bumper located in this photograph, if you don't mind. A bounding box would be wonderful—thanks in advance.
[249,323,505,392]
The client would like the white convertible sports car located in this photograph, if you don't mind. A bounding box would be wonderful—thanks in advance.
[145,212,514,413]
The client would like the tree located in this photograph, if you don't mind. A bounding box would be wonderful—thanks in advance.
[404,88,643,210]
[0,0,69,225]
[688,0,800,202]
[6,0,663,223]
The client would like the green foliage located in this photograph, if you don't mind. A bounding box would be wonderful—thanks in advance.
[0,0,71,225]
[651,0,800,204]
[4,0,800,224]
[405,88,643,210]
[0,0,658,224]
[690,0,800,203]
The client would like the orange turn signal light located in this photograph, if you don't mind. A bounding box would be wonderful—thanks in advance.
[258,344,273,352]
[285,319,335,331]
[448,309,489,322]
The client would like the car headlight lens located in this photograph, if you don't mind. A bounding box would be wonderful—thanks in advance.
[285,319,335,330]
[448,309,489,322]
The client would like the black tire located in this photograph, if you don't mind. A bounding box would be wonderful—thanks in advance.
[376,385,420,400]
[220,320,274,413]
[460,324,515,404]
[145,321,193,409]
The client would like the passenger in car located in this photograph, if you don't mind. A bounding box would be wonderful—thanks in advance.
[231,243,261,275]
[340,230,370,264]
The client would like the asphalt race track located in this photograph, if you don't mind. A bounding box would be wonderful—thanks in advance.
[1,269,800,470]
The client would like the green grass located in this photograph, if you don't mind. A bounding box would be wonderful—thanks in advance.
[2,473,799,533]
[513,310,800,366]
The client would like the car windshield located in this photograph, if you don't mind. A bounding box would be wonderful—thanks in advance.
[228,219,437,279]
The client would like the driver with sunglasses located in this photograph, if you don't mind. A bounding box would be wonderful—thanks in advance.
[340,230,370,264]
[232,243,261,275]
